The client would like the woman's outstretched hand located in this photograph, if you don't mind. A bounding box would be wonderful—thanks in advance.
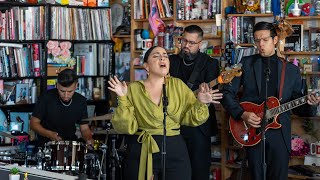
[108,76,128,96]
[197,83,223,104]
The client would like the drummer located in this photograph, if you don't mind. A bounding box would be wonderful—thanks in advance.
[30,69,93,147]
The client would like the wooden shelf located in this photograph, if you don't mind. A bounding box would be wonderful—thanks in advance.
[288,174,309,179]
[225,163,241,169]
[133,65,144,69]
[236,43,255,47]
[176,19,216,23]
[134,17,174,22]
[133,50,174,54]
[285,16,320,20]
[281,51,320,55]
[211,162,222,166]
[227,13,273,17]
[113,35,131,38]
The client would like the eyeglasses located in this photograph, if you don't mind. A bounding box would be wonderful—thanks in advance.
[181,38,202,46]
[254,36,273,44]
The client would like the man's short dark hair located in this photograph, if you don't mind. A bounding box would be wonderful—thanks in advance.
[57,68,78,87]
[253,21,277,38]
[183,25,203,39]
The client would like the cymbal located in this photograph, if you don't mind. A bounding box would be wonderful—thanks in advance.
[0,131,18,140]
[83,113,113,121]
[93,129,119,135]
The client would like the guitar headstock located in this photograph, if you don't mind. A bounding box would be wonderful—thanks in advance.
[217,66,242,84]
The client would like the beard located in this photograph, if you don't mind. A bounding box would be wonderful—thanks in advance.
[179,48,199,62]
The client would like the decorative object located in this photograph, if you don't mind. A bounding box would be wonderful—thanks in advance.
[111,3,124,34]
[308,27,320,51]
[9,167,20,180]
[46,41,75,67]
[301,3,315,16]
[15,83,29,104]
[290,137,310,156]
[244,0,260,13]
[303,64,313,72]
[316,0,320,15]
[291,0,301,16]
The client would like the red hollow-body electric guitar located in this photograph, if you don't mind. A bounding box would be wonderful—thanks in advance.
[229,93,318,146]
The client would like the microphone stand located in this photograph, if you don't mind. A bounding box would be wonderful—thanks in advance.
[162,83,168,180]
[262,57,270,180]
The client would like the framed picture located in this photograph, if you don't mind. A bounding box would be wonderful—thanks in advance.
[15,83,29,104]
[309,27,320,51]
[303,64,313,73]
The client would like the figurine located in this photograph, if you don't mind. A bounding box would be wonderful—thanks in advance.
[301,3,315,16]
[245,0,260,13]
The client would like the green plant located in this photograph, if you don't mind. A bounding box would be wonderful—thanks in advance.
[10,167,19,174]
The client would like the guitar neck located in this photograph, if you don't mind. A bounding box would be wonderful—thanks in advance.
[267,95,308,119]
[194,78,218,94]
[208,79,218,89]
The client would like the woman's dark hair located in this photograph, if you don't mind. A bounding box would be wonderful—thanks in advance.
[143,46,158,63]
[57,68,78,87]
[253,21,277,38]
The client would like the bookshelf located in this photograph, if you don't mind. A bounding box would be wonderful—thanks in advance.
[129,0,222,82]
[0,2,115,142]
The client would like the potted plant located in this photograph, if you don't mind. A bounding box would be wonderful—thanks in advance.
[9,167,20,180]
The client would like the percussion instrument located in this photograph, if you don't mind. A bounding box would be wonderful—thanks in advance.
[84,153,100,179]
[44,141,87,172]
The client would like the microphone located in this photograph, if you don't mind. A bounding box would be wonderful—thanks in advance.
[162,84,168,113]
[265,56,271,81]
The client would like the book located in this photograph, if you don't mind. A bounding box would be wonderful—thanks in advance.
[115,52,130,82]
[284,24,303,52]
[15,83,29,104]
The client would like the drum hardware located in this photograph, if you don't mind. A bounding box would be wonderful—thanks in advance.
[82,113,113,121]
[110,135,122,180]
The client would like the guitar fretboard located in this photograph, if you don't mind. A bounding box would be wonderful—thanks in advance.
[267,95,308,119]
[208,79,218,88]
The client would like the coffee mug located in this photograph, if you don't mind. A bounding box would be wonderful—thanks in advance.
[310,141,320,157]
[142,39,153,50]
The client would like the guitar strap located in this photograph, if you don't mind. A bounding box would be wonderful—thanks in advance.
[279,60,287,100]
[187,53,207,89]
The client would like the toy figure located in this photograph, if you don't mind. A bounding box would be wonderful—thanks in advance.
[245,0,260,13]
[301,3,315,16]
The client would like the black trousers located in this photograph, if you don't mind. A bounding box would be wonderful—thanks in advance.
[181,126,211,180]
[123,135,191,180]
[246,129,289,180]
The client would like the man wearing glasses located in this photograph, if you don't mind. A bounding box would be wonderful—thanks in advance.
[169,25,223,180]
[31,69,93,147]
[221,21,320,179]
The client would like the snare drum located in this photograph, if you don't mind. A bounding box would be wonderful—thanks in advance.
[44,141,87,172]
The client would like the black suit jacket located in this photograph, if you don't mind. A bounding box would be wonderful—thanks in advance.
[169,53,220,136]
[221,54,316,151]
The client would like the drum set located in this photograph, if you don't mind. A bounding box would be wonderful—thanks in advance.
[0,113,125,180]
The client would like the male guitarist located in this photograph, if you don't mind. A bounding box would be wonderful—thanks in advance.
[169,25,223,180]
[221,21,320,180]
